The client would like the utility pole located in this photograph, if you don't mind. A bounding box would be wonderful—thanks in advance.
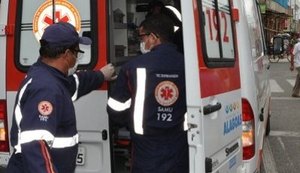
[295,0,299,34]
[290,0,293,33]
[290,0,297,33]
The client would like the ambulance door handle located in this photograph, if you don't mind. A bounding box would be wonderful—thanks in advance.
[203,102,222,115]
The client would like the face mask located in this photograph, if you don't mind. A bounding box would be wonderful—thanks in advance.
[68,59,78,76]
[140,42,151,54]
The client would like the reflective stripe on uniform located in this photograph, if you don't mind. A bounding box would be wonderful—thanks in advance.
[107,98,132,111]
[13,77,79,153]
[52,134,79,148]
[133,68,146,135]
[14,130,79,153]
[71,74,79,101]
[184,113,188,131]
[14,130,54,153]
[15,78,32,130]
[14,78,33,153]
[109,68,187,135]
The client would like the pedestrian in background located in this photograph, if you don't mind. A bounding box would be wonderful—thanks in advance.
[107,14,188,173]
[6,22,116,173]
[290,38,300,97]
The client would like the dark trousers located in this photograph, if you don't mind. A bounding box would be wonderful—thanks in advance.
[6,153,25,173]
[292,67,300,96]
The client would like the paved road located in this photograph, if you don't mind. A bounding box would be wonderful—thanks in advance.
[263,60,300,173]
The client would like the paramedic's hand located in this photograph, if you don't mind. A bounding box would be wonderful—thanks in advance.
[100,63,117,81]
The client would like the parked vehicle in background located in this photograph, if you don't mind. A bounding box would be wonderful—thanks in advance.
[272,35,293,60]
[269,33,292,62]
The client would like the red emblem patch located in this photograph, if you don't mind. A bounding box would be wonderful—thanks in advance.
[38,101,53,116]
[155,81,179,106]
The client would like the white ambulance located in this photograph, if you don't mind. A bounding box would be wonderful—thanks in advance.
[235,0,271,172]
[0,0,270,172]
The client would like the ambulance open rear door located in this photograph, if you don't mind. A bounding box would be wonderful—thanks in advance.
[182,0,244,172]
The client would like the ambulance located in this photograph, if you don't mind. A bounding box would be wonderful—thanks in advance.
[235,0,271,172]
[0,0,270,172]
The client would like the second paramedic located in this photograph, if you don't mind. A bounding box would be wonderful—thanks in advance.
[107,14,188,173]
[146,0,184,53]
[6,22,116,173]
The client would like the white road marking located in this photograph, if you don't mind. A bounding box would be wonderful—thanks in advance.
[271,97,300,100]
[287,79,295,86]
[263,130,300,173]
[270,79,284,93]
[263,138,279,173]
[277,137,285,151]
[277,136,295,170]
[269,130,300,138]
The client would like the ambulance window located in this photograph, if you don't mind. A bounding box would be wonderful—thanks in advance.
[110,1,145,67]
[200,0,235,67]
[110,1,182,68]
[15,0,97,71]
[244,0,264,58]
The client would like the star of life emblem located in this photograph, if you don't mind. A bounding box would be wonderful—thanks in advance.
[38,100,53,117]
[33,0,81,42]
[155,81,179,106]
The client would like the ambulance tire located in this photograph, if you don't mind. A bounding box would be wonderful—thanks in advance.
[265,114,271,136]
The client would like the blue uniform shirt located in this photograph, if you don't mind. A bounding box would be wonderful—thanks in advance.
[107,43,189,173]
[7,58,105,173]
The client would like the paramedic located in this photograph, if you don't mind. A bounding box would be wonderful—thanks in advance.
[146,0,182,28]
[146,0,184,53]
[6,22,116,173]
[290,38,300,97]
[107,14,188,173]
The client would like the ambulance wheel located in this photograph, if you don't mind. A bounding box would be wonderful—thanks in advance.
[268,55,279,63]
[265,115,271,136]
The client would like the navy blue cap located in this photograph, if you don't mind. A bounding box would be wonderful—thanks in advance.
[40,22,92,47]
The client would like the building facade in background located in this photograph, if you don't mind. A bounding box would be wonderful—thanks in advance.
[259,0,300,46]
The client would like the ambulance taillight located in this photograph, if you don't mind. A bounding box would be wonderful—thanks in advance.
[242,99,255,160]
[0,100,9,152]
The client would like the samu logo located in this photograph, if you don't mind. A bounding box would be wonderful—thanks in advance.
[38,101,52,122]
[39,115,49,122]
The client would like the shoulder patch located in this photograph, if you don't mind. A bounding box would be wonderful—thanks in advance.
[38,101,53,116]
[155,81,179,106]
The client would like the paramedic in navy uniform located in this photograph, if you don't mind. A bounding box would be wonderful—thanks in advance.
[6,22,116,173]
[107,14,189,173]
